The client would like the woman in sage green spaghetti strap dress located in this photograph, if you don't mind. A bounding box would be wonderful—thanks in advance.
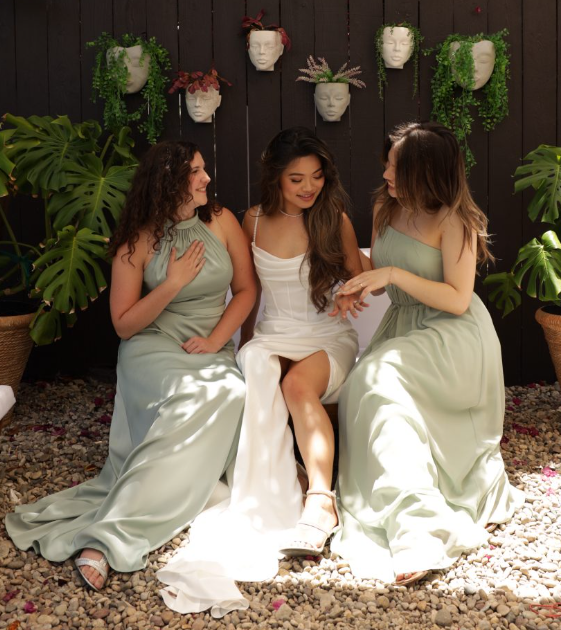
[333,122,524,586]
[5,141,256,590]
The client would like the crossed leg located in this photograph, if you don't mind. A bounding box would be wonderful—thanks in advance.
[279,351,338,551]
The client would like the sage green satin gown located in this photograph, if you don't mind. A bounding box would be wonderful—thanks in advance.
[332,226,524,582]
[5,214,245,572]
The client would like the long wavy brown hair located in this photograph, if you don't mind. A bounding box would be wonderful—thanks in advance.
[109,140,220,260]
[258,127,351,312]
[374,121,493,264]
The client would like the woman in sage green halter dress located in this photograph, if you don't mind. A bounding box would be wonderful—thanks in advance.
[333,122,524,585]
[5,141,256,590]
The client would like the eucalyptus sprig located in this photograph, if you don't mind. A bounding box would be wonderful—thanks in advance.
[375,22,424,100]
[87,33,171,144]
[425,29,510,173]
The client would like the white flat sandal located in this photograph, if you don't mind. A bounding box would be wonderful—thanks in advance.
[75,553,110,591]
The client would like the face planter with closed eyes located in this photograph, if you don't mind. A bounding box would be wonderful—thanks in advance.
[106,45,150,94]
[450,40,496,90]
[314,83,351,122]
[248,30,284,71]
[185,87,222,123]
[381,26,414,69]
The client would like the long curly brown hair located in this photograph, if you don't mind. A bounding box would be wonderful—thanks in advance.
[374,121,493,264]
[258,127,351,312]
[109,140,220,259]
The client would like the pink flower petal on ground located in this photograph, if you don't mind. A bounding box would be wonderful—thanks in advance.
[70,481,79,487]
[272,599,286,610]
[546,488,556,496]
[484,554,492,560]
[106,391,116,401]
[2,590,20,602]
[506,405,514,412]
[93,397,104,407]
[528,427,539,437]
[97,414,112,425]
[527,383,537,389]
[32,424,53,432]
[542,467,557,478]
[51,427,66,436]
[23,601,36,613]
[512,397,522,405]
[500,435,510,446]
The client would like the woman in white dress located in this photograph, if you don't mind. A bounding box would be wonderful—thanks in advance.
[157,127,362,615]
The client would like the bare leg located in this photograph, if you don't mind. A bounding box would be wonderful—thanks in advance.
[281,351,338,550]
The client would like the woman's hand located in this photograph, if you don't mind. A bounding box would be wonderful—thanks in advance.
[181,336,222,354]
[329,292,369,320]
[166,240,206,290]
[339,267,393,303]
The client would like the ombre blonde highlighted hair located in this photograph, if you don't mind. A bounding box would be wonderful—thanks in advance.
[374,121,493,264]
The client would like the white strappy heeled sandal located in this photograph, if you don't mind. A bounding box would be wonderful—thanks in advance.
[280,489,340,557]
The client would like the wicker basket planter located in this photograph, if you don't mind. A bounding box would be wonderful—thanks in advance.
[0,309,34,430]
[536,306,561,385]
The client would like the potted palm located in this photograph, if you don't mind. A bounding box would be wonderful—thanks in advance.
[484,144,561,381]
[296,56,366,122]
[0,113,137,410]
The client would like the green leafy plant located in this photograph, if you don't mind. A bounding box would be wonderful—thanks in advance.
[426,29,510,173]
[0,113,138,344]
[375,22,424,99]
[87,32,171,144]
[241,9,291,50]
[169,65,232,95]
[296,57,366,88]
[484,145,561,315]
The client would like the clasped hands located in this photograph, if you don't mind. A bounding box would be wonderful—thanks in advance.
[330,267,393,320]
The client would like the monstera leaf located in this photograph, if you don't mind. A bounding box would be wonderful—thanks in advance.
[511,231,561,302]
[32,226,108,317]
[30,304,79,345]
[514,145,561,224]
[483,272,522,317]
[0,129,15,197]
[3,114,101,194]
[48,155,136,238]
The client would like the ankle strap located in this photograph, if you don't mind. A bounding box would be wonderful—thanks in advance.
[306,489,336,499]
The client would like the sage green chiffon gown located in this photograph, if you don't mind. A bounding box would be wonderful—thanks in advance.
[332,226,524,582]
[5,214,245,572]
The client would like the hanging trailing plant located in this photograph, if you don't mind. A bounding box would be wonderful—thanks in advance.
[425,29,510,173]
[375,22,424,99]
[87,32,171,144]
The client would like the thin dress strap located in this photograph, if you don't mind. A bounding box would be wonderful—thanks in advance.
[252,206,261,244]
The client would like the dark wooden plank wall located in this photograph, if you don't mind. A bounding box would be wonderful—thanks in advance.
[0,0,558,385]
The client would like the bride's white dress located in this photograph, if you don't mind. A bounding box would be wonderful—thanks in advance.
[157,210,358,616]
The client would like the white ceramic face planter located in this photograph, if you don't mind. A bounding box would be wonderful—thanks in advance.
[382,26,414,69]
[450,40,496,90]
[185,87,222,123]
[106,45,150,94]
[248,30,284,71]
[314,83,351,122]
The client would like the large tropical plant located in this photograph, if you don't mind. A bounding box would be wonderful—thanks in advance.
[0,113,137,344]
[484,144,561,315]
